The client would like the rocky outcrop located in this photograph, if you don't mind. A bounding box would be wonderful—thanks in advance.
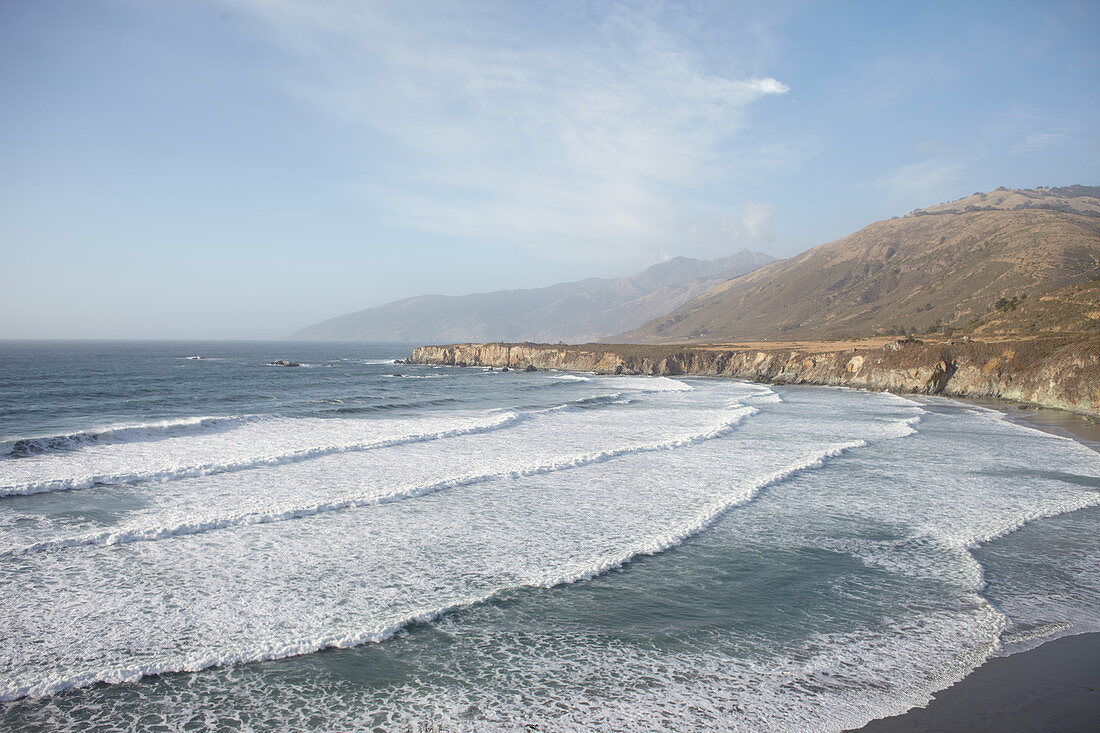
[411,338,1100,417]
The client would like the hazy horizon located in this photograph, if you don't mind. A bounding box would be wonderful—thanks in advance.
[3,0,1098,339]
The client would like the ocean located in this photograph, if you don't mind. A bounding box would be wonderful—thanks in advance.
[1,340,1098,731]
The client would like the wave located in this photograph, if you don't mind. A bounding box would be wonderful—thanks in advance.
[0,392,641,498]
[4,406,760,556]
[0,412,522,497]
[550,392,632,410]
[2,417,877,704]
[741,391,782,405]
[607,376,695,392]
[529,438,869,587]
[0,416,263,459]
[328,397,461,414]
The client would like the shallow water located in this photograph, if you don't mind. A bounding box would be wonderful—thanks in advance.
[1,341,1097,731]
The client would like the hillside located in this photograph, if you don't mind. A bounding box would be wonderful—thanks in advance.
[290,250,774,343]
[963,279,1100,338]
[616,186,1100,343]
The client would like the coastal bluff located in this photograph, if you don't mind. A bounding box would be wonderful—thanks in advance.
[410,338,1100,417]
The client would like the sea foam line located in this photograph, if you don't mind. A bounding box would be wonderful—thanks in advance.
[0,413,524,497]
[0,393,635,498]
[3,407,761,557]
[0,415,264,459]
[0,426,870,703]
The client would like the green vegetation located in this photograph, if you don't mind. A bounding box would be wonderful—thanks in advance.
[994,295,1024,312]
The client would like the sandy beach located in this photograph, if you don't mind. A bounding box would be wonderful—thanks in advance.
[852,632,1100,732]
[850,400,1100,732]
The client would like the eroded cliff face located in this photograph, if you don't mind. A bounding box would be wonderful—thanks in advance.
[410,339,1100,417]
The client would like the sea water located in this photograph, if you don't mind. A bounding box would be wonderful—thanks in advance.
[1,341,1097,731]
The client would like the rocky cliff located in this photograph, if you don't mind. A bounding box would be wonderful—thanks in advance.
[411,337,1100,417]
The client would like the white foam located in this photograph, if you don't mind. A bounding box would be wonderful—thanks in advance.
[3,406,760,556]
[3,380,1096,732]
[0,387,713,500]
[0,398,856,703]
[0,412,524,497]
[604,375,695,392]
[0,415,262,458]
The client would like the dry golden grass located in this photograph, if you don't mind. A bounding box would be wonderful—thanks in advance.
[619,187,1100,344]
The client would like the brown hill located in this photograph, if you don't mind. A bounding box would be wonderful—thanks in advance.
[616,186,1100,343]
[962,279,1100,338]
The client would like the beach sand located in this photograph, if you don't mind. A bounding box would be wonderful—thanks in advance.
[984,398,1100,449]
[851,632,1099,732]
[849,400,1100,732]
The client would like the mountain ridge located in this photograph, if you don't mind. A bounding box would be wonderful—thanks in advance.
[615,186,1100,343]
[290,250,775,343]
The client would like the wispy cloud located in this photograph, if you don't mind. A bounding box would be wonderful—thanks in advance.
[680,201,776,257]
[223,0,789,262]
[1011,131,1067,154]
[852,54,952,112]
[874,159,966,207]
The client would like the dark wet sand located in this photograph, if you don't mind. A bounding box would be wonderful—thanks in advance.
[851,632,1100,732]
[964,397,1100,449]
[850,400,1100,732]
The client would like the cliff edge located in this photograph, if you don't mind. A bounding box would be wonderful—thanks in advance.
[410,335,1100,417]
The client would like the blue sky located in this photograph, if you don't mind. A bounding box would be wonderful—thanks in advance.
[2,0,1097,339]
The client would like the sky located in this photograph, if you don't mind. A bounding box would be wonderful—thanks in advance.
[1,0,1098,339]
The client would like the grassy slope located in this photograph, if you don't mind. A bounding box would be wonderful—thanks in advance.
[618,188,1100,343]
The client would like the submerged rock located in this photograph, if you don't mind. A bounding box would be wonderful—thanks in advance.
[524,364,538,372]
[268,360,301,367]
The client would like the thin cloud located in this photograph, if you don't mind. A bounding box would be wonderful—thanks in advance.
[1011,131,1067,154]
[744,77,790,95]
[875,159,965,208]
[223,0,789,261]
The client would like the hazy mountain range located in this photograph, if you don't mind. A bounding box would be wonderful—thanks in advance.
[295,186,1100,346]
[617,186,1100,342]
[290,250,776,343]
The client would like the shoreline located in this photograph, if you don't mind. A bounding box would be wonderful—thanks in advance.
[408,338,1100,418]
[850,631,1100,732]
[411,349,1100,730]
[848,399,1099,731]
[968,396,1100,449]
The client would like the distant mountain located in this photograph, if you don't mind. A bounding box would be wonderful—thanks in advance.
[616,186,1100,343]
[290,250,776,343]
